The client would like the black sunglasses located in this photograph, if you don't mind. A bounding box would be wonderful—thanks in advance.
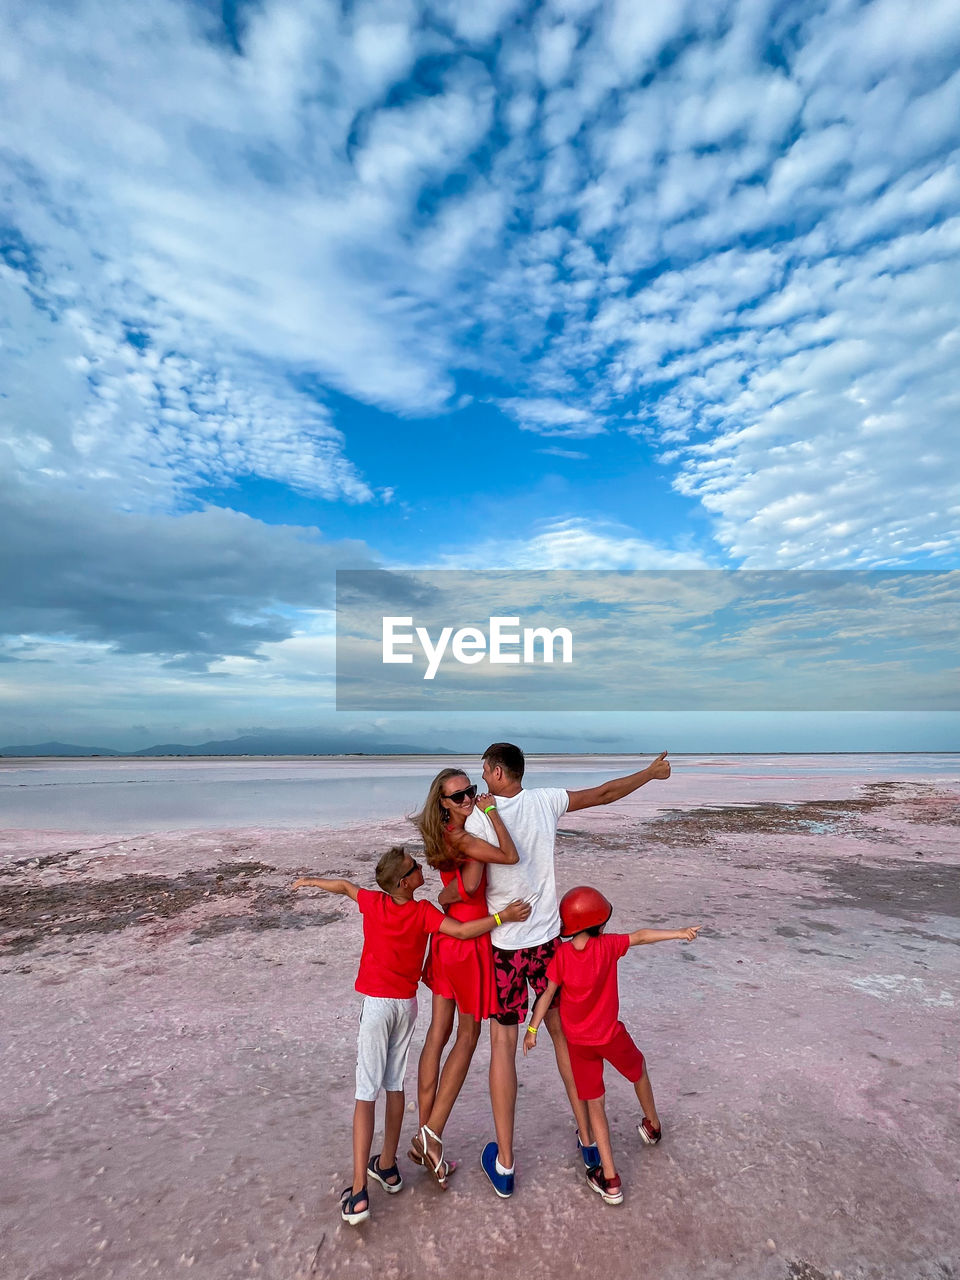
[443,784,478,805]
[398,858,421,883]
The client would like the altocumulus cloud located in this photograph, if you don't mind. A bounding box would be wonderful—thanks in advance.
[2,0,960,690]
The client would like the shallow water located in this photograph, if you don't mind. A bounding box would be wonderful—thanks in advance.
[1,752,957,834]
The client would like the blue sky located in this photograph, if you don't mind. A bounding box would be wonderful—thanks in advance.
[1,0,959,751]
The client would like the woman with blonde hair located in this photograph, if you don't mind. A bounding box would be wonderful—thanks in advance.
[408,766,519,1185]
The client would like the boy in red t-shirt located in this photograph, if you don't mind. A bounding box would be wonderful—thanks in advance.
[522,885,700,1206]
[293,846,529,1224]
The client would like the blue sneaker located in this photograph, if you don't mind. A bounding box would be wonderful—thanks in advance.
[577,1130,601,1171]
[480,1141,514,1198]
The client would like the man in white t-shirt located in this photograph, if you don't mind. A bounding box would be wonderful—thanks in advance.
[463,741,671,1198]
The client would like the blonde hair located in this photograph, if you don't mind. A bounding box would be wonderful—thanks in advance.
[410,767,470,871]
[375,846,410,892]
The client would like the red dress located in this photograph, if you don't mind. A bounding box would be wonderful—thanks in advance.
[423,862,499,1020]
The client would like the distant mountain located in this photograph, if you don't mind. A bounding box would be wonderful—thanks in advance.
[131,732,459,756]
[0,741,124,757]
[1,733,458,757]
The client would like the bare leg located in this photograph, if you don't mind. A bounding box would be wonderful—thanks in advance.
[489,1020,519,1168]
[421,1014,481,1166]
[417,995,456,1126]
[586,1095,617,1179]
[352,1099,376,1195]
[380,1090,404,1170]
[543,1006,593,1145]
[634,1065,661,1131]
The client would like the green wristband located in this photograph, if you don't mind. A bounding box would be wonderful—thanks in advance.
[483,804,497,813]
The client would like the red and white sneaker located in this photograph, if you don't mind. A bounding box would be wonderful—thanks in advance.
[638,1117,662,1145]
[586,1167,624,1205]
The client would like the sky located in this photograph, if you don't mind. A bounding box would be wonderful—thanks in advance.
[1,0,958,752]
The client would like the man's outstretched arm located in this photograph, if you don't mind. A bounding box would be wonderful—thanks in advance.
[566,750,671,813]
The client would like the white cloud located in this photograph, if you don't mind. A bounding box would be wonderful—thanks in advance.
[428,0,523,44]
[538,446,589,459]
[446,518,711,569]
[0,1,499,449]
[0,264,372,509]
[2,0,960,590]
[496,397,605,436]
[601,0,691,81]
[472,1,960,567]
[354,71,494,191]
[536,18,580,87]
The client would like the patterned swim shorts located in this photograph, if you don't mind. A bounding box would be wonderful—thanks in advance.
[492,937,561,1026]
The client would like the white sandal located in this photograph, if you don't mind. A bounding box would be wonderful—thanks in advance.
[413,1125,455,1189]
[407,1133,425,1166]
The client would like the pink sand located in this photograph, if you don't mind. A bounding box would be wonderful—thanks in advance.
[1,767,958,1280]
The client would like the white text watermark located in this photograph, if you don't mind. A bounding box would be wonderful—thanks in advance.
[382,615,574,679]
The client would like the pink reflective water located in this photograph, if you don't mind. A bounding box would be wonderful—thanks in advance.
[1,752,957,833]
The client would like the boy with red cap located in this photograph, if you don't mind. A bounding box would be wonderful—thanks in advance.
[523,885,700,1205]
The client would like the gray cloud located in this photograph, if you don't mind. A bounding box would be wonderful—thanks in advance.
[0,478,376,661]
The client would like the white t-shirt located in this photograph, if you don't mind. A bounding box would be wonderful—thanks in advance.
[464,787,569,949]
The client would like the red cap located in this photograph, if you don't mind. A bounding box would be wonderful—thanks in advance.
[559,886,613,937]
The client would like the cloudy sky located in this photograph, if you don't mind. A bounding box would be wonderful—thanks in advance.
[1,0,958,750]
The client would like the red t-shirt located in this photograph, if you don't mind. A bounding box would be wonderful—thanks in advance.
[354,889,445,999]
[546,933,631,1045]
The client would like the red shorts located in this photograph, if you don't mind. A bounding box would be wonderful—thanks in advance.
[567,1023,645,1101]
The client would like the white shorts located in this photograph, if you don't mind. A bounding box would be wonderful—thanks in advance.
[355,996,419,1101]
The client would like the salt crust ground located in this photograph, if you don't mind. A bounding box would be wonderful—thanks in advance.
[2,777,959,1280]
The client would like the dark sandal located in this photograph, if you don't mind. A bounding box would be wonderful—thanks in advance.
[339,1185,370,1224]
[367,1155,403,1194]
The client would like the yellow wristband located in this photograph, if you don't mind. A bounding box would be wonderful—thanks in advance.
[527,1024,538,1036]
[493,912,502,926]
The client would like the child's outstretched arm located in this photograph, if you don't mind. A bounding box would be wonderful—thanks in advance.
[523,981,559,1055]
[628,924,701,946]
[291,876,361,902]
[439,897,530,940]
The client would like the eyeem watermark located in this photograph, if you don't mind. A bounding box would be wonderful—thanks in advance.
[382,615,574,680]
[336,568,960,711]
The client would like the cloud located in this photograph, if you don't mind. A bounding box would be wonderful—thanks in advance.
[477,1,960,566]
[336,568,960,712]
[538,446,589,459]
[496,397,606,436]
[444,518,711,569]
[0,0,492,455]
[0,263,374,510]
[0,476,376,662]
[2,0,959,590]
